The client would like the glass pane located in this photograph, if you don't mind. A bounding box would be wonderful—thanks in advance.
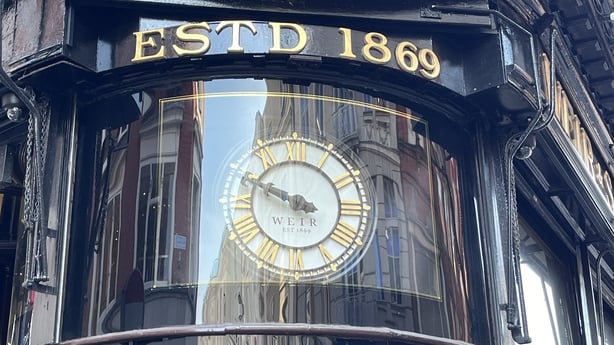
[604,305,614,345]
[519,218,576,345]
[77,78,471,342]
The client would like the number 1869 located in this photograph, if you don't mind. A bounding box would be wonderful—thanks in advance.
[338,28,441,79]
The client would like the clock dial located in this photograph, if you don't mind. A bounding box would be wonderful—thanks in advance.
[220,132,376,281]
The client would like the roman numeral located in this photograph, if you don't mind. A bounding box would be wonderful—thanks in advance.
[219,193,251,209]
[316,144,334,168]
[256,236,279,267]
[254,139,277,170]
[318,244,337,271]
[289,248,305,273]
[340,199,363,216]
[286,140,306,161]
[331,221,361,247]
[333,170,360,189]
[229,214,260,243]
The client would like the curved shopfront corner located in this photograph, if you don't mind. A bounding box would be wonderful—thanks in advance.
[3,2,614,345]
[71,80,472,339]
[7,11,487,344]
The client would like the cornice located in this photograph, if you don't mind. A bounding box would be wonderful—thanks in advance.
[553,0,614,128]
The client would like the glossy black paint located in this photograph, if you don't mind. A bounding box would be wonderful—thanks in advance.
[70,0,491,26]
[2,1,614,345]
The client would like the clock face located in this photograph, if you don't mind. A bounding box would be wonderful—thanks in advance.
[220,132,376,281]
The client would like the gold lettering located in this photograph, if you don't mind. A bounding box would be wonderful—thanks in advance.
[577,127,586,163]
[418,48,441,79]
[559,89,571,136]
[604,171,614,209]
[395,41,419,73]
[541,54,552,103]
[581,129,593,169]
[395,43,441,79]
[215,21,257,53]
[555,83,564,125]
[269,22,307,54]
[564,100,574,140]
[132,28,165,63]
[173,22,212,56]
[362,32,392,64]
[593,161,602,188]
[549,58,614,213]
[338,28,357,59]
[572,115,582,153]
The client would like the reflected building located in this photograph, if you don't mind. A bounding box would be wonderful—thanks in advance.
[83,81,205,341]
[4,2,614,344]
[202,81,470,341]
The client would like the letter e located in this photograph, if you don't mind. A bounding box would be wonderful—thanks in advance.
[132,28,165,63]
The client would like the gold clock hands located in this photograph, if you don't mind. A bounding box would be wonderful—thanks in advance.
[241,172,318,213]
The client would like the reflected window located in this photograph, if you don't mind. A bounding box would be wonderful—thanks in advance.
[386,227,402,303]
[300,85,309,137]
[604,305,614,345]
[90,193,122,321]
[136,162,175,284]
[74,78,473,343]
[190,176,201,279]
[362,105,392,147]
[519,218,576,345]
[363,93,372,108]
[383,178,398,218]
[315,84,324,137]
[333,88,357,138]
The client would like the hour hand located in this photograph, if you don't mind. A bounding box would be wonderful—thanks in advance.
[286,193,318,213]
[241,172,317,213]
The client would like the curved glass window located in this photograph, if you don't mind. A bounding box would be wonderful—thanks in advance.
[73,79,471,342]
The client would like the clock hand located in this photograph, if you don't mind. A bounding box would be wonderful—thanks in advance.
[241,173,318,213]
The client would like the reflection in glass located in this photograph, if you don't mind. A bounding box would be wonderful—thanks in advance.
[79,79,471,343]
[519,219,575,345]
[603,306,614,345]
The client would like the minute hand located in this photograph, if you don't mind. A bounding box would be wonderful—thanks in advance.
[242,173,318,213]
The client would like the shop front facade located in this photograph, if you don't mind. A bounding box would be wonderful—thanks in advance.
[2,1,614,345]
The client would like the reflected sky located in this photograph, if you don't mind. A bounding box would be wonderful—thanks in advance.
[196,79,267,321]
[61,77,473,342]
[521,263,562,345]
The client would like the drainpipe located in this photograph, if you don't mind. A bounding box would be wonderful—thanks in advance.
[432,5,558,343]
